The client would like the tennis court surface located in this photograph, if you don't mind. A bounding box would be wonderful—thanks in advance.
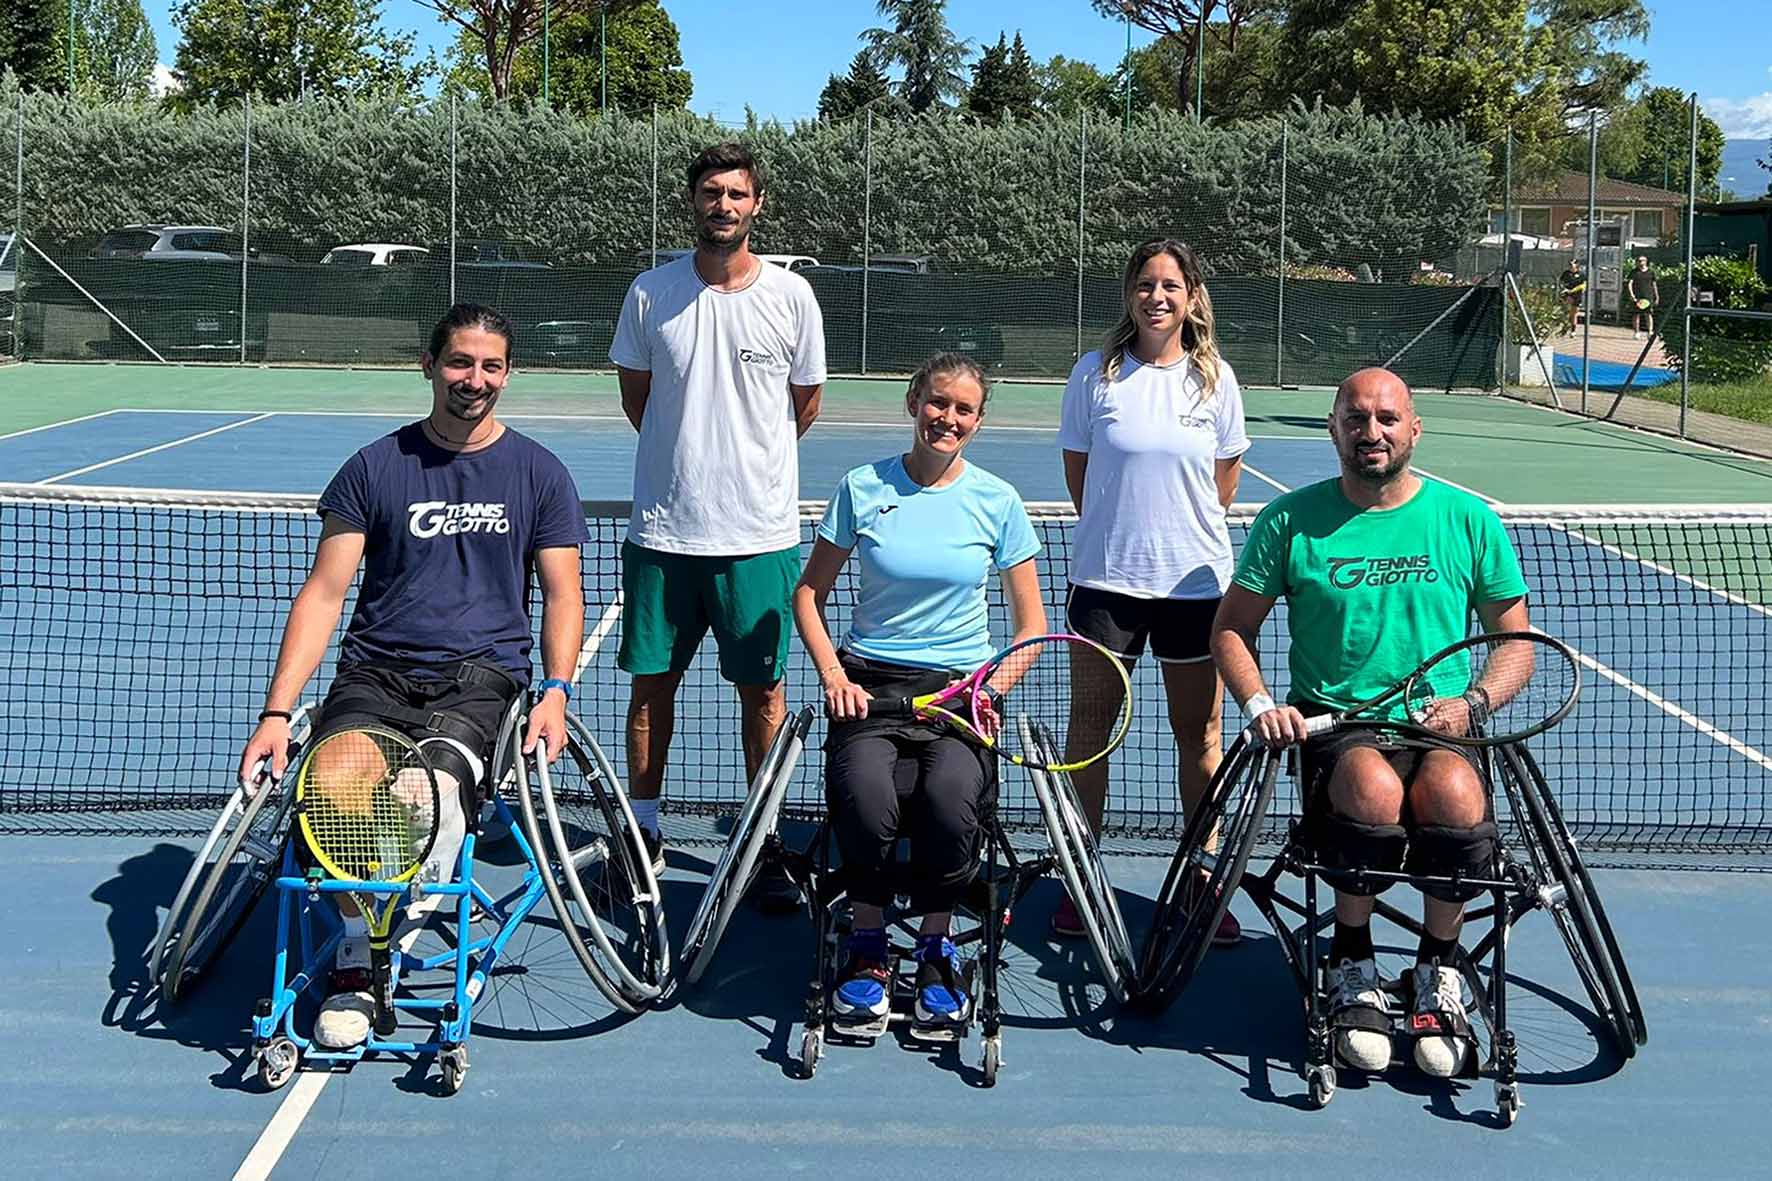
[2,363,1770,1177]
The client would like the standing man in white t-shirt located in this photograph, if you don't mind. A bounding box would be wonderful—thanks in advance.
[610,142,827,889]
[1055,238,1249,944]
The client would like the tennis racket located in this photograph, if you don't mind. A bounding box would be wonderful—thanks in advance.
[863,634,1133,772]
[1634,297,1651,310]
[1270,630,1579,748]
[295,727,440,1038]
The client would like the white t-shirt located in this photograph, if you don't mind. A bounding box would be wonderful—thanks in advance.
[610,254,827,555]
[1057,349,1250,599]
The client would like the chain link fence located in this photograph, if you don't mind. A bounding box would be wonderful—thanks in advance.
[6,91,1506,391]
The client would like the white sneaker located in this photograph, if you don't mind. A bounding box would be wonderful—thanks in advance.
[313,968,375,1049]
[1324,956,1393,1071]
[1408,961,1473,1078]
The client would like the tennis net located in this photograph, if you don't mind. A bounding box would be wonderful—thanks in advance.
[2,483,1769,853]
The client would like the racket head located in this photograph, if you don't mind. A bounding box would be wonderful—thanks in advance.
[977,634,1132,771]
[294,725,440,884]
[1400,630,1580,746]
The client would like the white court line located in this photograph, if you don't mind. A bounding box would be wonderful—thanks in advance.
[1410,464,1499,504]
[1240,462,1290,494]
[33,413,274,485]
[573,594,624,683]
[0,407,126,443]
[232,1071,329,1181]
[1572,648,1772,772]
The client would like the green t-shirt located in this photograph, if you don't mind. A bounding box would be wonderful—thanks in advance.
[1233,478,1528,717]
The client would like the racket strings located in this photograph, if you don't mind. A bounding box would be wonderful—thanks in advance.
[301,729,436,881]
[994,639,1132,767]
[1404,635,1576,740]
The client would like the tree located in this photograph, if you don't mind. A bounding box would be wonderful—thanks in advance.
[419,0,644,101]
[446,0,690,111]
[1089,1,1284,112]
[70,0,159,101]
[1000,33,1039,120]
[1760,144,1772,198]
[965,33,1008,120]
[0,0,64,91]
[172,0,427,106]
[862,0,970,113]
[1583,86,1724,200]
[1038,54,1117,118]
[818,51,893,121]
[1122,16,1283,120]
[1531,0,1650,121]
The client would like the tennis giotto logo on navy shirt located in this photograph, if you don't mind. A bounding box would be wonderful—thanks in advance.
[1328,554,1441,589]
[407,500,512,538]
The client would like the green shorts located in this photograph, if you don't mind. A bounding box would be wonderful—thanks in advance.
[618,540,800,685]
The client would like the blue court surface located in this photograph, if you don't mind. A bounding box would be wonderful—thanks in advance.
[3,405,1771,1178]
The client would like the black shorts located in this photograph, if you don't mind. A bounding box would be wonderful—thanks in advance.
[1065,584,1218,663]
[312,661,523,789]
[1297,711,1488,815]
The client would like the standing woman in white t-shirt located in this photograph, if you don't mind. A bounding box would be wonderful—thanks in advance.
[1053,239,1250,943]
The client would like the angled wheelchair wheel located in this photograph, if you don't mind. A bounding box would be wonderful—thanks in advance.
[1497,742,1645,1057]
[153,714,309,1003]
[1021,716,1135,1005]
[1133,734,1279,1011]
[677,707,812,987]
[517,715,670,1012]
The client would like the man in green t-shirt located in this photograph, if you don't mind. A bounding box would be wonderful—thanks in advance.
[1212,367,1530,1082]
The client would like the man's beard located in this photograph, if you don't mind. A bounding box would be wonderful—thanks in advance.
[444,383,497,422]
[1341,438,1412,484]
[696,211,751,252]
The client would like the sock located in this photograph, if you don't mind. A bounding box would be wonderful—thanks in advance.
[1417,930,1459,966]
[915,932,952,963]
[629,797,660,837]
[336,914,371,971]
[847,926,888,964]
[1330,920,1374,965]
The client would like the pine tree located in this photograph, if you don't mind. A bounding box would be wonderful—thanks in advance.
[818,50,891,121]
[1000,32,1039,121]
[966,33,1009,121]
[0,0,65,91]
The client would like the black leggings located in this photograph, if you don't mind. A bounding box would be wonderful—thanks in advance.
[826,731,995,913]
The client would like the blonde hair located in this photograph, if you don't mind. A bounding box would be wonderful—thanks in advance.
[1100,239,1223,396]
[907,351,991,410]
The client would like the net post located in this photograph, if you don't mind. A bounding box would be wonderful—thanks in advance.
[650,103,658,269]
[1680,91,1699,439]
[448,94,457,306]
[1276,119,1287,387]
[240,94,251,366]
[861,107,871,375]
[1074,112,1086,362]
[1583,111,1596,414]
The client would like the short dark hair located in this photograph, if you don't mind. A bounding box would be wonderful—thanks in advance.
[685,142,764,196]
[426,303,514,366]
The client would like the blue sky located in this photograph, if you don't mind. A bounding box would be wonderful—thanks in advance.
[139,1,1772,138]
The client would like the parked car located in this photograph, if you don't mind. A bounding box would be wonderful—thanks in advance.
[88,224,293,264]
[320,242,430,268]
[85,225,285,361]
[638,249,819,272]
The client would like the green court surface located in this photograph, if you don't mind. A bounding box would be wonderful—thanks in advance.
[6,359,1772,505]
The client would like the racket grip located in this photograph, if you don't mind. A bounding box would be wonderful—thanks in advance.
[859,697,914,718]
[1303,713,1337,737]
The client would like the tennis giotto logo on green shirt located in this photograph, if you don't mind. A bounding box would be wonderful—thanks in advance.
[1326,553,1442,589]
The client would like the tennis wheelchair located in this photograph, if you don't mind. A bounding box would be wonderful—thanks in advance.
[1132,726,1646,1125]
[149,694,670,1093]
[674,708,1138,1086]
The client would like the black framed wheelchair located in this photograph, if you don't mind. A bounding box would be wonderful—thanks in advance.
[675,707,1138,1086]
[149,694,669,1091]
[1133,729,1646,1126]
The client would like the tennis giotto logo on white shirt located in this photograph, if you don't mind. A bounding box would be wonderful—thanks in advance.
[736,346,778,365]
[407,500,512,538]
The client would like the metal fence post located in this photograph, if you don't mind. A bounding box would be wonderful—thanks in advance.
[1276,120,1287,387]
[1501,130,1511,389]
[861,108,872,375]
[449,95,457,305]
[13,88,23,361]
[650,104,659,268]
[1681,92,1699,438]
[240,95,251,365]
[1583,111,1597,414]
[1075,114,1087,361]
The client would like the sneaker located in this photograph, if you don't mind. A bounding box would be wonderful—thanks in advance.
[914,936,970,1024]
[1181,872,1243,947]
[1050,894,1085,939]
[313,967,375,1049]
[640,827,666,877]
[747,854,803,914]
[833,957,891,1020]
[1407,960,1474,1078]
[1324,957,1394,1072]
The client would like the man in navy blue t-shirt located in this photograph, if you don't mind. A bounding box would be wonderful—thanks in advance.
[238,303,588,1049]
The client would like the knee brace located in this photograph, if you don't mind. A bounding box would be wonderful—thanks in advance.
[1308,812,1408,897]
[1405,822,1499,902]
[418,736,483,813]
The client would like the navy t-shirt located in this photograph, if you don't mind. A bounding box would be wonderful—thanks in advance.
[317,424,589,685]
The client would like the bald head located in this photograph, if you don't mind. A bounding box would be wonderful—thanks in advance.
[1334,367,1413,412]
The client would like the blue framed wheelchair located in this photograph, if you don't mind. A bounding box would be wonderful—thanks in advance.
[1133,730,1646,1125]
[150,696,669,1093]
[676,708,1138,1086]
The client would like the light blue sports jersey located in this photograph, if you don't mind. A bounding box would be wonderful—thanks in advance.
[816,456,1041,670]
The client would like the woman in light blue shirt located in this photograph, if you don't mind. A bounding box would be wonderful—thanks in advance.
[794,353,1045,1028]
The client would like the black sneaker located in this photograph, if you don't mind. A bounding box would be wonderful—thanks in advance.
[747,854,803,914]
[640,827,666,876]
